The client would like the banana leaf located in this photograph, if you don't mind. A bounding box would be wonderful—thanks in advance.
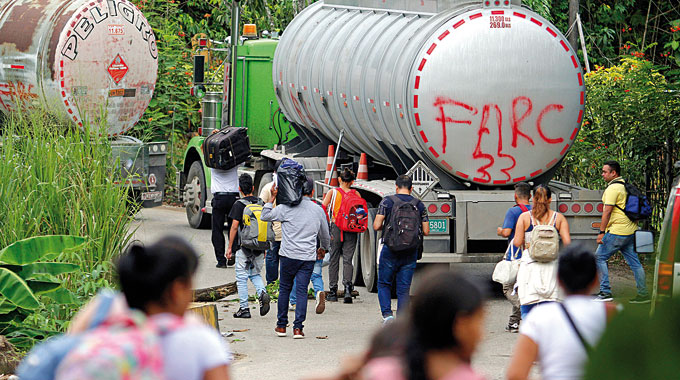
[0,235,87,265]
[39,288,78,305]
[0,268,39,310]
[7,262,80,280]
[26,281,61,295]
[0,300,17,315]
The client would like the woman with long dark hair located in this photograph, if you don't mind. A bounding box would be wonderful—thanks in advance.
[513,185,571,318]
[405,271,486,380]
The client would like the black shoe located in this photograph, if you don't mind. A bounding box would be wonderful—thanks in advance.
[593,292,613,302]
[505,322,520,333]
[216,263,227,268]
[233,308,251,318]
[327,287,338,302]
[259,291,271,316]
[343,286,353,304]
[629,294,651,304]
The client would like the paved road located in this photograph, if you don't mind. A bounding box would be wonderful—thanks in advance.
[131,206,646,380]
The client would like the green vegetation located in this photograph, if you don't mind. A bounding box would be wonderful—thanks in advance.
[555,57,680,229]
[0,236,83,349]
[0,112,136,347]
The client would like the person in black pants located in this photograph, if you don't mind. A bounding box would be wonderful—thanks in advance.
[211,166,240,268]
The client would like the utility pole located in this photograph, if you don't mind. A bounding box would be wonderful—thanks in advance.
[568,0,579,49]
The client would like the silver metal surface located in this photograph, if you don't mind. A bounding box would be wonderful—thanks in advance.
[0,0,158,137]
[274,1,585,186]
[201,92,223,135]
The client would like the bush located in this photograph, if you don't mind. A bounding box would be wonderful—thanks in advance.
[555,58,680,229]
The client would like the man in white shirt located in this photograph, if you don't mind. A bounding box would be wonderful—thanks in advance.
[211,166,239,268]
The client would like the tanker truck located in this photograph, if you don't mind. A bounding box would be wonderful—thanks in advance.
[0,0,167,207]
[178,0,604,291]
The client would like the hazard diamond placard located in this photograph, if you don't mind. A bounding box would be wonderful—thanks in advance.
[108,54,129,84]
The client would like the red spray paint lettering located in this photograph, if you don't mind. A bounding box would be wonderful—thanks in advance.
[434,96,566,182]
[434,96,478,154]
[0,81,39,112]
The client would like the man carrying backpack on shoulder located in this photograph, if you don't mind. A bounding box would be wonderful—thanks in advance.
[373,174,430,324]
[322,168,368,303]
[227,173,271,318]
[594,161,650,304]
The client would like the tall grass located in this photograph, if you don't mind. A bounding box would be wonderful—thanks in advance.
[0,110,137,292]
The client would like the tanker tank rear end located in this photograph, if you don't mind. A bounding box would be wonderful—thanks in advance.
[0,0,166,207]
[273,0,585,189]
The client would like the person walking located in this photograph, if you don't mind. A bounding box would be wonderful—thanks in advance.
[496,182,532,333]
[210,165,240,268]
[323,168,361,303]
[227,173,270,319]
[290,177,329,314]
[507,244,616,380]
[260,160,283,285]
[373,174,430,324]
[261,178,330,339]
[56,237,232,380]
[594,161,649,303]
[513,185,570,318]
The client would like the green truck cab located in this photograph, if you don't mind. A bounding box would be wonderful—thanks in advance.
[178,37,294,228]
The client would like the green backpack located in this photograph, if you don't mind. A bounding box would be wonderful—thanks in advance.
[239,199,274,251]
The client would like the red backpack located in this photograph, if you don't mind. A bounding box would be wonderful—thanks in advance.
[334,188,368,239]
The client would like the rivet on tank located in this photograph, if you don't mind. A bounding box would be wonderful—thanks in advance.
[0,0,158,137]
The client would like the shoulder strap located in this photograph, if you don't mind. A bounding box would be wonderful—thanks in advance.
[88,290,117,330]
[551,211,558,226]
[530,213,537,227]
[518,203,529,213]
[558,303,592,354]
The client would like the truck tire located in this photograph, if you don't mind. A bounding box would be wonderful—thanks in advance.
[360,208,378,293]
[185,161,211,229]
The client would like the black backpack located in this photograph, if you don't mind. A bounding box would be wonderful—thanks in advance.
[608,179,653,222]
[383,195,423,254]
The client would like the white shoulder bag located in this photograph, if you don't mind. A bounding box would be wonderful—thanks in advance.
[492,240,520,285]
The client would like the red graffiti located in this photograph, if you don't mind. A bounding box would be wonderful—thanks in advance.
[288,90,322,130]
[511,96,534,148]
[434,96,478,154]
[433,96,566,182]
[0,81,39,112]
[536,104,565,144]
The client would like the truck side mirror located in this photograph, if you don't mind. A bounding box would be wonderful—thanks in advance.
[635,230,654,254]
[193,55,205,84]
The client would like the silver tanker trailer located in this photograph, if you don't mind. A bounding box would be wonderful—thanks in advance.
[268,0,602,290]
[0,0,166,207]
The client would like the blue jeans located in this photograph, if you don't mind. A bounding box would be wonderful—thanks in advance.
[377,245,417,318]
[235,249,266,309]
[596,233,648,296]
[277,256,315,329]
[290,259,324,305]
[520,301,552,319]
[266,241,281,285]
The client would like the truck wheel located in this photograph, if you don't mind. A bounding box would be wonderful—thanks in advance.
[352,238,364,287]
[185,161,211,229]
[360,208,378,293]
[257,173,273,199]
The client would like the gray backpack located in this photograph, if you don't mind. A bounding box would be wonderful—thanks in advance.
[528,211,559,262]
[239,199,274,251]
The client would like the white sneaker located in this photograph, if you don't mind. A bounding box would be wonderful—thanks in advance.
[382,315,395,325]
[289,303,296,311]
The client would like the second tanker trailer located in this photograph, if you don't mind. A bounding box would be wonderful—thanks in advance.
[179,0,603,291]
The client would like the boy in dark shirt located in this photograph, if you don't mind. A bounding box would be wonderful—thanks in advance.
[373,175,430,323]
[227,173,270,319]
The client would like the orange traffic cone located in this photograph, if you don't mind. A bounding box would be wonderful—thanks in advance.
[357,153,368,180]
[324,145,338,195]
